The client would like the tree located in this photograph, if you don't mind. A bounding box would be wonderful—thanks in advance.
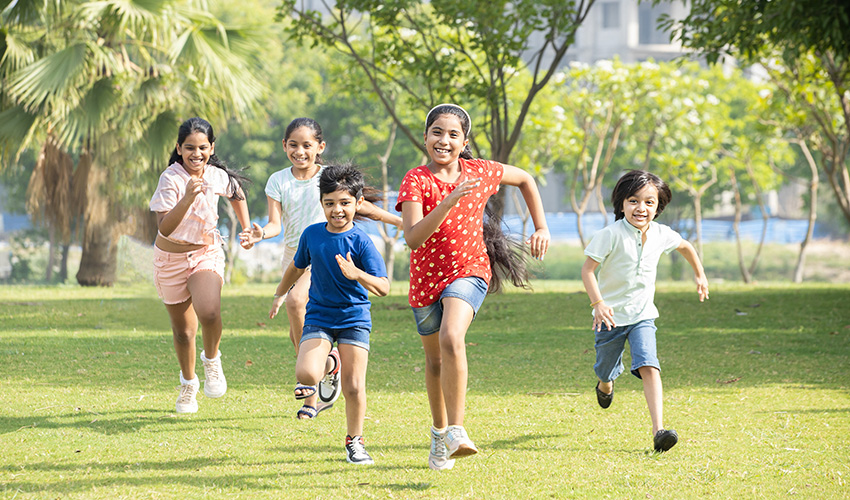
[662,0,850,227]
[279,0,596,206]
[0,0,267,285]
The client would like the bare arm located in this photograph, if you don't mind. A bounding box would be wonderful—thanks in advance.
[676,240,710,301]
[581,256,615,331]
[401,178,480,249]
[358,200,402,228]
[241,196,283,249]
[500,165,550,259]
[335,252,390,296]
[228,190,251,232]
[269,261,306,318]
[156,178,204,236]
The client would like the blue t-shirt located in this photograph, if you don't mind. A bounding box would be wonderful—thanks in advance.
[293,222,388,329]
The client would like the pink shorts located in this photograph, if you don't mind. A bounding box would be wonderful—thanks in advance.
[153,245,225,305]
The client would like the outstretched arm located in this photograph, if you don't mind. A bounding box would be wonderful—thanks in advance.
[240,196,283,249]
[676,240,709,301]
[581,257,615,331]
[358,200,402,228]
[500,165,550,259]
[269,261,306,318]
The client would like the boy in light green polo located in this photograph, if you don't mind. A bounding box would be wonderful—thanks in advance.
[581,170,709,452]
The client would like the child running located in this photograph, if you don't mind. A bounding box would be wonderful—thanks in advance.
[149,117,253,413]
[581,169,709,452]
[239,117,400,419]
[269,162,389,465]
[396,104,550,470]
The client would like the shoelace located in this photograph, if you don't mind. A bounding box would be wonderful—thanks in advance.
[348,438,369,460]
[204,359,221,381]
[177,384,196,404]
[446,427,464,443]
[431,432,448,456]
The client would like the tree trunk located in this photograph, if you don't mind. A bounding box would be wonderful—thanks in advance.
[744,161,769,278]
[793,139,819,283]
[76,155,118,287]
[729,168,752,283]
[59,243,70,282]
[46,225,56,282]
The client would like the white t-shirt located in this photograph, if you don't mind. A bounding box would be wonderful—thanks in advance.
[265,166,326,248]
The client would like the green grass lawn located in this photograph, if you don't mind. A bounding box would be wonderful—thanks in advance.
[1,281,848,499]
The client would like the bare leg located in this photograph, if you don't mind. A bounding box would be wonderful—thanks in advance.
[286,271,320,409]
[338,343,369,437]
[598,379,613,394]
[438,297,475,426]
[294,337,331,418]
[187,271,223,358]
[165,299,198,381]
[420,332,447,429]
[639,366,664,434]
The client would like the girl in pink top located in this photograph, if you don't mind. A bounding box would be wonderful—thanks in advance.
[396,104,550,469]
[150,117,252,414]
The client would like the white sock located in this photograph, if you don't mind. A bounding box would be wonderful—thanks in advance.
[180,372,198,385]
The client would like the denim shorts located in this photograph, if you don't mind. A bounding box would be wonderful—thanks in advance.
[301,324,371,351]
[594,319,660,381]
[412,276,489,336]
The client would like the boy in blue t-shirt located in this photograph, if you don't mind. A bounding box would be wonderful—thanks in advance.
[270,163,389,465]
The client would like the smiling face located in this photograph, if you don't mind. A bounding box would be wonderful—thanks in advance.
[622,183,660,233]
[424,114,469,167]
[322,189,362,233]
[284,126,325,174]
[176,131,214,177]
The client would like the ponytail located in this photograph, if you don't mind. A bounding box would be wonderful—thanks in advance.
[483,199,530,293]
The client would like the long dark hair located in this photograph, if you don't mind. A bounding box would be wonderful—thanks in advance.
[168,117,249,201]
[611,170,672,221]
[425,104,530,293]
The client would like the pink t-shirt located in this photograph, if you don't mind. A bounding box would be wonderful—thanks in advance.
[149,162,235,246]
[395,157,504,307]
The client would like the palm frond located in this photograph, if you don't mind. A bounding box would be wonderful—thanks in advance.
[7,43,87,111]
[0,106,37,165]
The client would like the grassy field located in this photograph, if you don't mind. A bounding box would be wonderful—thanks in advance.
[1,281,848,499]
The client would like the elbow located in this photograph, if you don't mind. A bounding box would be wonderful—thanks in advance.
[375,278,390,297]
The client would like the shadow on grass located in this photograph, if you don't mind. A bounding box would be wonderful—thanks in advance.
[0,409,283,436]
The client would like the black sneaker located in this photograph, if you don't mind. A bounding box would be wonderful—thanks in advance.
[595,382,613,409]
[345,435,374,465]
[653,429,679,452]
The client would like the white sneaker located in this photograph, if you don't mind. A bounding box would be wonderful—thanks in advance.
[176,373,199,413]
[345,435,374,465]
[428,427,456,471]
[318,347,341,404]
[444,425,478,458]
[201,350,227,398]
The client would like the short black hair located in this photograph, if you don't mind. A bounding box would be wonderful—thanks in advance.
[611,170,672,221]
[319,162,364,200]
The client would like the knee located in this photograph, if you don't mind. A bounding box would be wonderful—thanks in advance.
[342,377,364,401]
[295,365,319,386]
[286,296,307,314]
[195,307,221,326]
[173,328,195,345]
[439,333,466,359]
[425,353,442,376]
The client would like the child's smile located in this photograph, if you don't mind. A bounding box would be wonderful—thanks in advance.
[623,184,659,233]
[284,126,325,176]
[425,114,468,166]
[176,132,214,176]
[322,189,362,233]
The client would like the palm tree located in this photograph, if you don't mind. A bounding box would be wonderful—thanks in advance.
[0,0,266,285]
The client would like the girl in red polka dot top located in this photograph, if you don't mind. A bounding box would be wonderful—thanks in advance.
[395,104,550,468]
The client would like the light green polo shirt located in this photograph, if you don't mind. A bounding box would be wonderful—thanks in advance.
[584,218,682,326]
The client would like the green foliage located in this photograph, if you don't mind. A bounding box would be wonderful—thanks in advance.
[279,0,595,164]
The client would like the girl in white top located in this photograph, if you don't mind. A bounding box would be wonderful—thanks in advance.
[150,117,253,414]
[240,117,401,419]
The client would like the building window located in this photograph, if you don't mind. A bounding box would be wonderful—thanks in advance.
[639,1,672,45]
[601,2,620,29]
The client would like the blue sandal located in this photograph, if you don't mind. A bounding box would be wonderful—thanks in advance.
[296,404,317,419]
[294,383,317,400]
